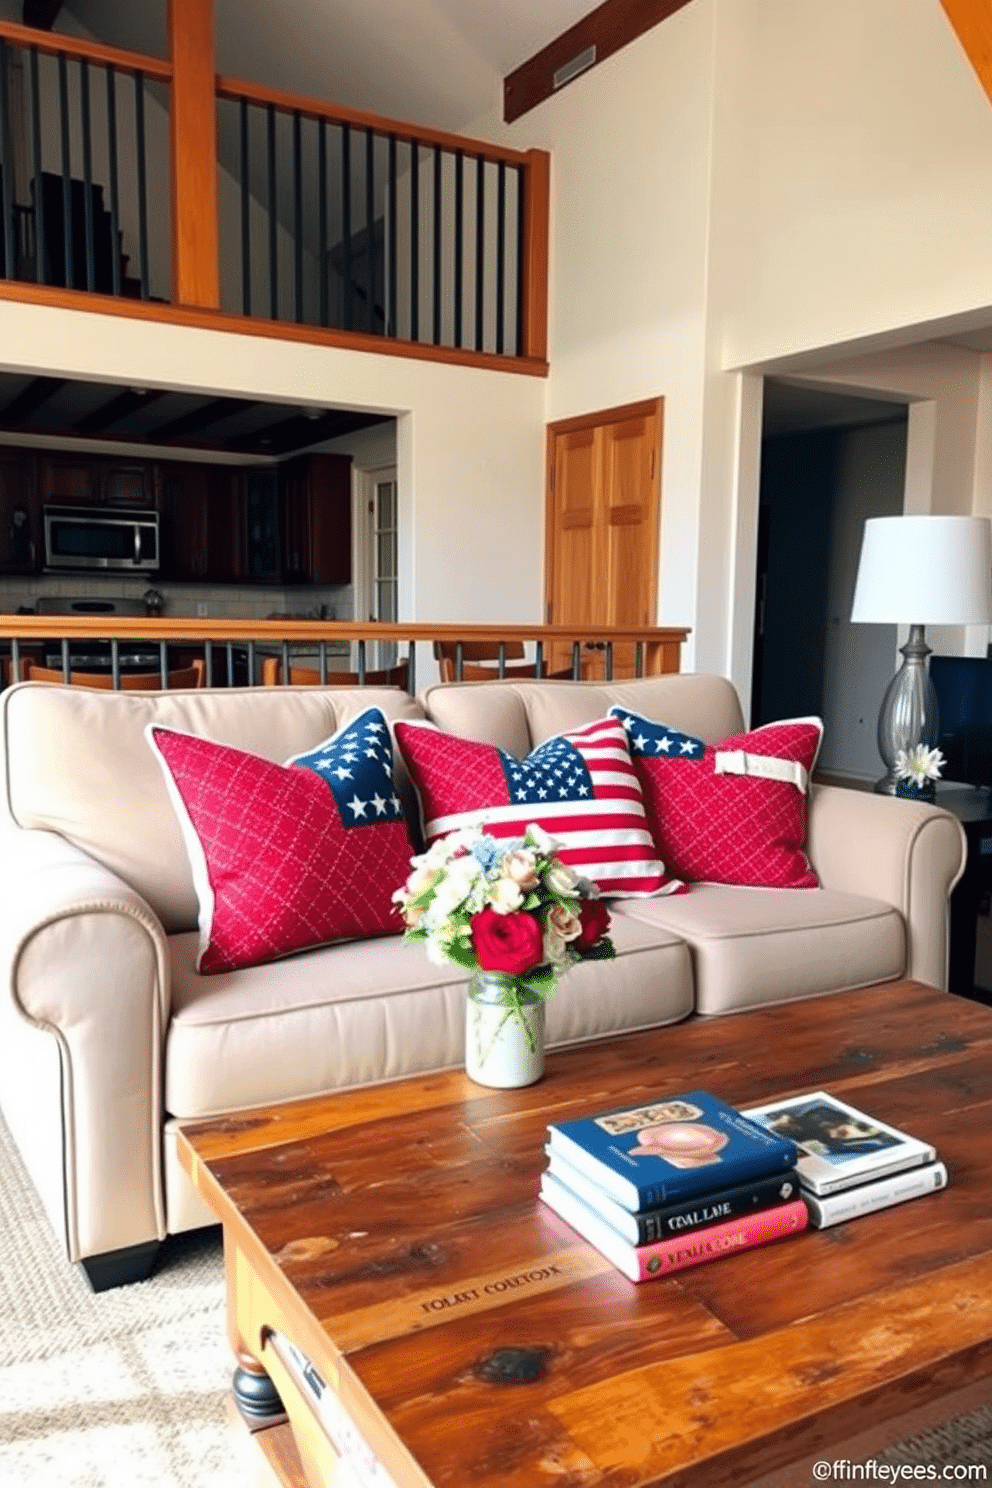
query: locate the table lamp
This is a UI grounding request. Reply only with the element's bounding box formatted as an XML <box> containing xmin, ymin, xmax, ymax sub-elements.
<box><xmin>850</xmin><ymin>514</ymin><xmax>992</xmax><ymax>793</ymax></box>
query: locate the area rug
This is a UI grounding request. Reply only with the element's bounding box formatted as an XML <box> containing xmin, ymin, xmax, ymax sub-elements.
<box><xmin>0</xmin><ymin>1110</ymin><xmax>989</xmax><ymax>1487</ymax></box>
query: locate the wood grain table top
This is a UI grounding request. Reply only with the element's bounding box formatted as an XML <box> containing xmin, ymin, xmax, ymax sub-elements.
<box><xmin>178</xmin><ymin>980</ymin><xmax>992</xmax><ymax>1487</ymax></box>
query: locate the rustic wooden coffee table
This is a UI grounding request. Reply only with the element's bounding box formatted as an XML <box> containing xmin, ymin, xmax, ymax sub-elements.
<box><xmin>178</xmin><ymin>980</ymin><xmax>992</xmax><ymax>1488</ymax></box>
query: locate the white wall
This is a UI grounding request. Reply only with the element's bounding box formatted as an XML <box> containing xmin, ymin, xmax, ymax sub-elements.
<box><xmin>0</xmin><ymin>296</ymin><xmax>546</xmax><ymax>624</ymax></box>
<box><xmin>477</xmin><ymin>0</ymin><xmax>718</xmax><ymax>669</ymax></box>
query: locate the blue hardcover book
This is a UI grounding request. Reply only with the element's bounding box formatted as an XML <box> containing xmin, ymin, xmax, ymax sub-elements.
<box><xmin>546</xmin><ymin>1090</ymin><xmax>800</xmax><ymax>1212</ymax></box>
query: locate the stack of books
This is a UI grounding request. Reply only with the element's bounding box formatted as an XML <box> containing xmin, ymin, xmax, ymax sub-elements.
<box><xmin>540</xmin><ymin>1089</ymin><xmax>808</xmax><ymax>1283</ymax></box>
<box><xmin>741</xmin><ymin>1090</ymin><xmax>947</xmax><ymax>1228</ymax></box>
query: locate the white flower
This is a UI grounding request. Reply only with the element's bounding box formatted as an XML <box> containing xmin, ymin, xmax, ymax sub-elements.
<box><xmin>488</xmin><ymin>876</ymin><xmax>525</xmax><ymax>914</ymax></box>
<box><xmin>524</xmin><ymin>823</ymin><xmax>560</xmax><ymax>856</ymax></box>
<box><xmin>894</xmin><ymin>744</ymin><xmax>945</xmax><ymax>787</ymax></box>
<box><xmin>502</xmin><ymin>848</ymin><xmax>539</xmax><ymax>889</ymax></box>
<box><xmin>545</xmin><ymin>861</ymin><xmax>581</xmax><ymax>897</ymax></box>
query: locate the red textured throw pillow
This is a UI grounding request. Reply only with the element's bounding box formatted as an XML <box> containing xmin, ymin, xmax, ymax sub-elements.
<box><xmin>609</xmin><ymin>708</ymin><xmax>822</xmax><ymax>889</ymax></box>
<box><xmin>147</xmin><ymin>708</ymin><xmax>414</xmax><ymax>972</ymax></box>
<box><xmin>394</xmin><ymin>715</ymin><xmax>682</xmax><ymax>897</ymax></box>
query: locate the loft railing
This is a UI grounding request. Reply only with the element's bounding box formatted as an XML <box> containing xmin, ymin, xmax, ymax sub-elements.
<box><xmin>0</xmin><ymin>12</ymin><xmax>550</xmax><ymax>371</ymax></box>
<box><xmin>0</xmin><ymin>619</ymin><xmax>689</xmax><ymax>693</ymax></box>
<box><xmin>0</xmin><ymin>25</ymin><xmax>168</xmax><ymax>299</ymax></box>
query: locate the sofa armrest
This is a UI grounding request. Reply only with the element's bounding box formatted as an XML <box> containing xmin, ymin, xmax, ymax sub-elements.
<box><xmin>0</xmin><ymin>828</ymin><xmax>170</xmax><ymax>1262</ymax></box>
<box><xmin>806</xmin><ymin>786</ymin><xmax>967</xmax><ymax>990</ymax></box>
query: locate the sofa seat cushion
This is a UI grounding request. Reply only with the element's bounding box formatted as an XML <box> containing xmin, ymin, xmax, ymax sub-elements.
<box><xmin>164</xmin><ymin>915</ymin><xmax>695</xmax><ymax>1119</ymax></box>
<box><xmin>613</xmin><ymin>885</ymin><xmax>905</xmax><ymax>1015</ymax></box>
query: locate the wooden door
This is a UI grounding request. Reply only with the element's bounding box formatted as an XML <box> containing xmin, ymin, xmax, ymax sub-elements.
<box><xmin>545</xmin><ymin>398</ymin><xmax>662</xmax><ymax>678</ymax></box>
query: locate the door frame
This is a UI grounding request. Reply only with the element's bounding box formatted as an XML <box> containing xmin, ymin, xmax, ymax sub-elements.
<box><xmin>544</xmin><ymin>396</ymin><xmax>663</xmax><ymax>626</ymax></box>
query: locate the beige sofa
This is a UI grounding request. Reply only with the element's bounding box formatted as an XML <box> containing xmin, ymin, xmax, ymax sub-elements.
<box><xmin>0</xmin><ymin>673</ymin><xmax>967</xmax><ymax>1289</ymax></box>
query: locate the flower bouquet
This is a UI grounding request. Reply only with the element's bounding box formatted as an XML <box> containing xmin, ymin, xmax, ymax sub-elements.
<box><xmin>393</xmin><ymin>824</ymin><xmax>614</xmax><ymax>1087</ymax></box>
<box><xmin>893</xmin><ymin>744</ymin><xmax>945</xmax><ymax>802</ymax></box>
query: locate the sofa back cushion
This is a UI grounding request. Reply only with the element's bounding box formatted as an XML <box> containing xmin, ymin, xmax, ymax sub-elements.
<box><xmin>421</xmin><ymin>675</ymin><xmax>745</xmax><ymax>754</ymax></box>
<box><xmin>1</xmin><ymin>683</ymin><xmax>426</xmax><ymax>933</ymax></box>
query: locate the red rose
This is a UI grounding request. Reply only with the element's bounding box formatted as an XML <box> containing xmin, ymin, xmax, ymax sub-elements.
<box><xmin>575</xmin><ymin>897</ymin><xmax>611</xmax><ymax>951</ymax></box>
<box><xmin>471</xmin><ymin>907</ymin><xmax>544</xmax><ymax>975</ymax></box>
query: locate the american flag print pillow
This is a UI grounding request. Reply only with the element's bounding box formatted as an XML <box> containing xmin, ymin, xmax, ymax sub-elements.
<box><xmin>147</xmin><ymin>708</ymin><xmax>414</xmax><ymax>972</ymax></box>
<box><xmin>609</xmin><ymin>707</ymin><xmax>823</xmax><ymax>889</ymax></box>
<box><xmin>393</xmin><ymin>715</ymin><xmax>683</xmax><ymax>897</ymax></box>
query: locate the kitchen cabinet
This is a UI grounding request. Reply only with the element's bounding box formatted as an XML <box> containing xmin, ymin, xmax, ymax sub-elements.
<box><xmin>38</xmin><ymin>454</ymin><xmax>153</xmax><ymax>509</ymax></box>
<box><xmin>243</xmin><ymin>469</ymin><xmax>281</xmax><ymax>581</ymax></box>
<box><xmin>156</xmin><ymin>463</ymin><xmax>211</xmax><ymax>581</ymax></box>
<box><xmin>280</xmin><ymin>453</ymin><xmax>352</xmax><ymax>584</ymax></box>
<box><xmin>0</xmin><ymin>453</ymin><xmax>40</xmax><ymax>575</ymax></box>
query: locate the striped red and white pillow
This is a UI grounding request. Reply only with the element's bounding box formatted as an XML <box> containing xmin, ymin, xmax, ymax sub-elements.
<box><xmin>393</xmin><ymin>715</ymin><xmax>683</xmax><ymax>897</ymax></box>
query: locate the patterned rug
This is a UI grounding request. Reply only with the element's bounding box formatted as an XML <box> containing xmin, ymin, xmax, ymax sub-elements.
<box><xmin>0</xmin><ymin>1111</ymin><xmax>989</xmax><ymax>1486</ymax></box>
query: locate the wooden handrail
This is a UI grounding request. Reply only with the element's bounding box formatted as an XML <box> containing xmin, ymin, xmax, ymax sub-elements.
<box><xmin>215</xmin><ymin>76</ymin><xmax>534</xmax><ymax>167</ymax></box>
<box><xmin>0</xmin><ymin>20</ymin><xmax>173</xmax><ymax>81</ymax></box>
<box><xmin>0</xmin><ymin>616</ymin><xmax>688</xmax><ymax>647</ymax></box>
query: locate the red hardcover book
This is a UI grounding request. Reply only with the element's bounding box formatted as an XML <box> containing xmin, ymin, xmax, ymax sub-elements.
<box><xmin>540</xmin><ymin>1170</ymin><xmax>808</xmax><ymax>1282</ymax></box>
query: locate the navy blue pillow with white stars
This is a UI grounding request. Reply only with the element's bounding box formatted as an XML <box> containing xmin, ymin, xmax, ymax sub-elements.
<box><xmin>289</xmin><ymin>708</ymin><xmax>404</xmax><ymax>827</ymax></box>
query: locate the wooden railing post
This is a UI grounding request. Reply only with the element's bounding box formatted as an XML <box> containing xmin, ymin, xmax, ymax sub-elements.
<box><xmin>519</xmin><ymin>148</ymin><xmax>550</xmax><ymax>364</ymax></box>
<box><xmin>168</xmin><ymin>0</ymin><xmax>220</xmax><ymax>308</ymax></box>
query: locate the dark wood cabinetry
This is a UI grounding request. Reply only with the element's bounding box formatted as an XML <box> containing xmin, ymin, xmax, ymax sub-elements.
<box><xmin>280</xmin><ymin>453</ymin><xmax>352</xmax><ymax>584</ymax></box>
<box><xmin>0</xmin><ymin>448</ymin><xmax>353</xmax><ymax>585</ymax></box>
<box><xmin>0</xmin><ymin>454</ymin><xmax>39</xmax><ymax>574</ymax></box>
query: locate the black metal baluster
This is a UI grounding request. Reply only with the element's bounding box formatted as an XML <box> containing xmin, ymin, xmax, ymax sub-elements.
<box><xmin>387</xmin><ymin>134</ymin><xmax>397</xmax><ymax>337</ymax></box>
<box><xmin>497</xmin><ymin>641</ymin><xmax>506</xmax><ymax>679</ymax></box>
<box><xmin>454</xmin><ymin>149</ymin><xmax>463</xmax><ymax>348</ymax></box>
<box><xmin>365</xmin><ymin>129</ymin><xmax>375</xmax><ymax>332</ymax></box>
<box><xmin>410</xmin><ymin>138</ymin><xmax>419</xmax><ymax>341</ymax></box>
<box><xmin>432</xmin><ymin>144</ymin><xmax>441</xmax><ymax>344</ymax></box>
<box><xmin>319</xmin><ymin>642</ymin><xmax>328</xmax><ymax>683</ymax></box>
<box><xmin>605</xmin><ymin>641</ymin><xmax>614</xmax><ymax>681</ymax></box>
<box><xmin>159</xmin><ymin>642</ymin><xmax>168</xmax><ymax>688</ymax></box>
<box><xmin>60</xmin><ymin>638</ymin><xmax>69</xmax><ymax>681</ymax></box>
<box><xmin>341</xmin><ymin>122</ymin><xmax>352</xmax><ymax>330</ymax></box>
<box><xmin>495</xmin><ymin>159</ymin><xmax>506</xmax><ymax>355</ymax></box>
<box><xmin>635</xmin><ymin>642</ymin><xmax>644</xmax><ymax>678</ymax></box>
<box><xmin>357</xmin><ymin>639</ymin><xmax>367</xmax><ymax>684</ymax></box>
<box><xmin>571</xmin><ymin>641</ymin><xmax>581</xmax><ymax>680</ymax></box>
<box><xmin>475</xmin><ymin>155</ymin><xmax>484</xmax><ymax>351</ymax></box>
<box><xmin>58</xmin><ymin>53</ymin><xmax>73</xmax><ymax>288</ymax></box>
<box><xmin>292</xmin><ymin>110</ymin><xmax>303</xmax><ymax>323</ymax></box>
<box><xmin>204</xmin><ymin>645</ymin><xmax>213</xmax><ymax>687</ymax></box>
<box><xmin>247</xmin><ymin>640</ymin><xmax>255</xmax><ymax>687</ymax></box>
<box><xmin>226</xmin><ymin>641</ymin><xmax>233</xmax><ymax>686</ymax></box>
<box><xmin>80</xmin><ymin>60</ymin><xmax>95</xmax><ymax>291</ymax></box>
<box><xmin>10</xmin><ymin>639</ymin><xmax>20</xmax><ymax>680</ymax></box>
<box><xmin>106</xmin><ymin>66</ymin><xmax>121</xmax><ymax>295</ymax></box>
<box><xmin>0</xmin><ymin>41</ymin><xmax>13</xmax><ymax>280</ymax></box>
<box><xmin>240</xmin><ymin>97</ymin><xmax>251</xmax><ymax>314</ymax></box>
<box><xmin>281</xmin><ymin>640</ymin><xmax>290</xmax><ymax>684</ymax></box>
<box><xmin>30</xmin><ymin>48</ymin><xmax>45</xmax><ymax>283</ymax></box>
<box><xmin>134</xmin><ymin>71</ymin><xmax>149</xmax><ymax>298</ymax></box>
<box><xmin>110</xmin><ymin>639</ymin><xmax>121</xmax><ymax>690</ymax></box>
<box><xmin>318</xmin><ymin>117</ymin><xmax>328</xmax><ymax>326</ymax></box>
<box><xmin>456</xmin><ymin>641</ymin><xmax>464</xmax><ymax>681</ymax></box>
<box><xmin>406</xmin><ymin>642</ymin><xmax>415</xmax><ymax>695</ymax></box>
<box><xmin>266</xmin><ymin>102</ymin><xmax>277</xmax><ymax>318</ymax></box>
<box><xmin>535</xmin><ymin>640</ymin><xmax>545</xmax><ymax>678</ymax></box>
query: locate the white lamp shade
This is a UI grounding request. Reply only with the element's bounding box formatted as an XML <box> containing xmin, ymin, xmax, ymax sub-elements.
<box><xmin>851</xmin><ymin>515</ymin><xmax>992</xmax><ymax>625</ymax></box>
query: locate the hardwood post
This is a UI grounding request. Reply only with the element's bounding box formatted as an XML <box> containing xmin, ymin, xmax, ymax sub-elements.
<box><xmin>519</xmin><ymin>148</ymin><xmax>550</xmax><ymax>364</ymax></box>
<box><xmin>168</xmin><ymin>0</ymin><xmax>220</xmax><ymax>308</ymax></box>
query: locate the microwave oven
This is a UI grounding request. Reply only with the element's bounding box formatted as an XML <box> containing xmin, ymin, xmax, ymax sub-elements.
<box><xmin>43</xmin><ymin>505</ymin><xmax>160</xmax><ymax>573</ymax></box>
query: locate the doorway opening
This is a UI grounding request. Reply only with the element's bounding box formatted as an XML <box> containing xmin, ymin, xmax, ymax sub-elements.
<box><xmin>752</xmin><ymin>380</ymin><xmax>909</xmax><ymax>782</ymax></box>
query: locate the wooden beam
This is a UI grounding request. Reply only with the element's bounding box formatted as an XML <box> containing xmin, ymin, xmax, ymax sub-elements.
<box><xmin>504</xmin><ymin>0</ymin><xmax>695</xmax><ymax>123</ymax></box>
<box><xmin>21</xmin><ymin>0</ymin><xmax>64</xmax><ymax>30</ymax></box>
<box><xmin>168</xmin><ymin>0</ymin><xmax>220</xmax><ymax>309</ymax></box>
<box><xmin>940</xmin><ymin>0</ymin><xmax>992</xmax><ymax>106</ymax></box>
<box><xmin>519</xmin><ymin>149</ymin><xmax>550</xmax><ymax>363</ymax></box>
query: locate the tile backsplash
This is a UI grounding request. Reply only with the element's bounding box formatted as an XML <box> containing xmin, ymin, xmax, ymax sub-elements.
<box><xmin>0</xmin><ymin>575</ymin><xmax>353</xmax><ymax>621</ymax></box>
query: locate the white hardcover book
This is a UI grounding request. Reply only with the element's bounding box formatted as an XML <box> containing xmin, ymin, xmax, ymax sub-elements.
<box><xmin>741</xmin><ymin>1090</ymin><xmax>936</xmax><ymax>1196</ymax></box>
<box><xmin>803</xmin><ymin>1160</ymin><xmax>948</xmax><ymax>1229</ymax></box>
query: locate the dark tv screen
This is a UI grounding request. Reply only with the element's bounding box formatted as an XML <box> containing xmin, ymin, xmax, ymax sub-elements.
<box><xmin>930</xmin><ymin>655</ymin><xmax>992</xmax><ymax>787</ymax></box>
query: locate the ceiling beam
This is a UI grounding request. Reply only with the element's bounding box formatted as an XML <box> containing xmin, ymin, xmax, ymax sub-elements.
<box><xmin>73</xmin><ymin>389</ymin><xmax>168</xmax><ymax>437</ymax></box>
<box><xmin>147</xmin><ymin>397</ymin><xmax>256</xmax><ymax>442</ymax></box>
<box><xmin>504</xmin><ymin>0</ymin><xmax>694</xmax><ymax>123</ymax></box>
<box><xmin>940</xmin><ymin>0</ymin><xmax>992</xmax><ymax>106</ymax></box>
<box><xmin>0</xmin><ymin>376</ymin><xmax>66</xmax><ymax>425</ymax></box>
<box><xmin>22</xmin><ymin>0</ymin><xmax>65</xmax><ymax>30</ymax></box>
